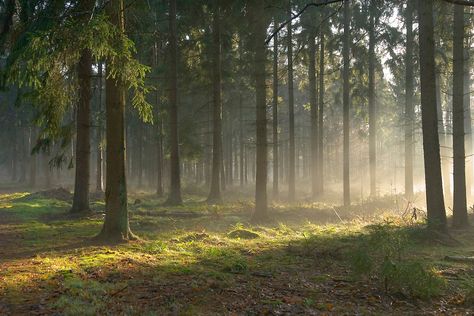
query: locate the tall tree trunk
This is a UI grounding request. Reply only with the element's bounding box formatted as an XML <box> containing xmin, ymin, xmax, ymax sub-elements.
<box><xmin>405</xmin><ymin>0</ymin><xmax>414</xmax><ymax>199</ymax></box>
<box><xmin>137</xmin><ymin>122</ymin><xmax>143</xmax><ymax>188</ymax></box>
<box><xmin>97</xmin><ymin>0</ymin><xmax>134</xmax><ymax>241</ymax></box>
<box><xmin>156</xmin><ymin>109</ymin><xmax>164</xmax><ymax>196</ymax></box>
<box><xmin>452</xmin><ymin>3</ymin><xmax>469</xmax><ymax>227</ymax></box>
<box><xmin>318</xmin><ymin>30</ymin><xmax>325</xmax><ymax>193</ymax></box>
<box><xmin>11</xmin><ymin>129</ymin><xmax>17</xmax><ymax>182</ymax></box>
<box><xmin>368</xmin><ymin>0</ymin><xmax>376</xmax><ymax>197</ymax></box>
<box><xmin>465</xmin><ymin>42</ymin><xmax>472</xmax><ymax>203</ymax></box>
<box><xmin>272</xmin><ymin>21</ymin><xmax>279</xmax><ymax>199</ymax></box>
<box><xmin>437</xmin><ymin>72</ymin><xmax>451</xmax><ymax>204</ymax></box>
<box><xmin>166</xmin><ymin>0</ymin><xmax>182</xmax><ymax>205</ymax></box>
<box><xmin>309</xmin><ymin>32</ymin><xmax>319</xmax><ymax>198</ymax></box>
<box><xmin>96</xmin><ymin>62</ymin><xmax>104</xmax><ymax>193</ymax></box>
<box><xmin>29</xmin><ymin>127</ymin><xmax>37</xmax><ymax>188</ymax></box>
<box><xmin>418</xmin><ymin>0</ymin><xmax>447</xmax><ymax>230</ymax></box>
<box><xmin>287</xmin><ymin>1</ymin><xmax>296</xmax><ymax>202</ymax></box>
<box><xmin>71</xmin><ymin>48</ymin><xmax>92</xmax><ymax>213</ymax></box>
<box><xmin>208</xmin><ymin>5</ymin><xmax>223</xmax><ymax>204</ymax></box>
<box><xmin>239</xmin><ymin>94</ymin><xmax>245</xmax><ymax>188</ymax></box>
<box><xmin>343</xmin><ymin>0</ymin><xmax>351</xmax><ymax>207</ymax></box>
<box><xmin>251</xmin><ymin>0</ymin><xmax>268</xmax><ymax>221</ymax></box>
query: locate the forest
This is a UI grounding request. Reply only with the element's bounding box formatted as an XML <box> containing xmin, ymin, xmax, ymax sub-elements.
<box><xmin>2</xmin><ymin>0</ymin><xmax>474</xmax><ymax>314</ymax></box>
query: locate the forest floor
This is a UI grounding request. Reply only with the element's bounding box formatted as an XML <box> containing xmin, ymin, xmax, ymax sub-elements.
<box><xmin>1</xmin><ymin>189</ymin><xmax>474</xmax><ymax>315</ymax></box>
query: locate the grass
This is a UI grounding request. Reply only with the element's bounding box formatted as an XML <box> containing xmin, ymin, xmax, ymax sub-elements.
<box><xmin>1</xmin><ymin>191</ymin><xmax>474</xmax><ymax>314</ymax></box>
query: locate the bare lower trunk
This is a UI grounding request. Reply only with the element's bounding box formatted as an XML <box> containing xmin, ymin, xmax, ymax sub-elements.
<box><xmin>418</xmin><ymin>0</ymin><xmax>447</xmax><ymax>230</ymax></box>
<box><xmin>251</xmin><ymin>0</ymin><xmax>268</xmax><ymax>222</ymax></box>
<box><xmin>272</xmin><ymin>21</ymin><xmax>279</xmax><ymax>199</ymax></box>
<box><xmin>71</xmin><ymin>48</ymin><xmax>92</xmax><ymax>213</ymax></box>
<box><xmin>166</xmin><ymin>0</ymin><xmax>182</xmax><ymax>205</ymax></box>
<box><xmin>207</xmin><ymin>4</ymin><xmax>223</xmax><ymax>205</ymax></box>
<box><xmin>452</xmin><ymin>4</ymin><xmax>468</xmax><ymax>227</ymax></box>
<box><xmin>368</xmin><ymin>0</ymin><xmax>376</xmax><ymax>197</ymax></box>
<box><xmin>405</xmin><ymin>0</ymin><xmax>414</xmax><ymax>199</ymax></box>
<box><xmin>287</xmin><ymin>1</ymin><xmax>295</xmax><ymax>202</ymax></box>
<box><xmin>343</xmin><ymin>0</ymin><xmax>351</xmax><ymax>207</ymax></box>
<box><xmin>318</xmin><ymin>31</ymin><xmax>325</xmax><ymax>194</ymax></box>
<box><xmin>309</xmin><ymin>33</ymin><xmax>319</xmax><ymax>198</ymax></box>
<box><xmin>96</xmin><ymin>62</ymin><xmax>104</xmax><ymax>193</ymax></box>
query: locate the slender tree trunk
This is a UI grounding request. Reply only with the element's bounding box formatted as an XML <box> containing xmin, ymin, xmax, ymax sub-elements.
<box><xmin>11</xmin><ymin>129</ymin><xmax>17</xmax><ymax>182</ymax></box>
<box><xmin>71</xmin><ymin>48</ymin><xmax>92</xmax><ymax>213</ymax></box>
<box><xmin>272</xmin><ymin>21</ymin><xmax>279</xmax><ymax>199</ymax></box>
<box><xmin>418</xmin><ymin>0</ymin><xmax>447</xmax><ymax>230</ymax></box>
<box><xmin>239</xmin><ymin>94</ymin><xmax>244</xmax><ymax>188</ymax></box>
<box><xmin>405</xmin><ymin>0</ymin><xmax>414</xmax><ymax>199</ymax></box>
<box><xmin>97</xmin><ymin>0</ymin><xmax>134</xmax><ymax>241</ymax></box>
<box><xmin>137</xmin><ymin>122</ymin><xmax>143</xmax><ymax>188</ymax></box>
<box><xmin>166</xmin><ymin>0</ymin><xmax>182</xmax><ymax>205</ymax></box>
<box><xmin>249</xmin><ymin>0</ymin><xmax>268</xmax><ymax>221</ymax></box>
<box><xmin>368</xmin><ymin>0</ymin><xmax>376</xmax><ymax>197</ymax></box>
<box><xmin>309</xmin><ymin>32</ymin><xmax>319</xmax><ymax>198</ymax></box>
<box><xmin>343</xmin><ymin>0</ymin><xmax>351</xmax><ymax>207</ymax></box>
<box><xmin>287</xmin><ymin>1</ymin><xmax>296</xmax><ymax>202</ymax></box>
<box><xmin>452</xmin><ymin>3</ymin><xmax>469</xmax><ymax>227</ymax></box>
<box><xmin>465</xmin><ymin>42</ymin><xmax>472</xmax><ymax>203</ymax></box>
<box><xmin>29</xmin><ymin>127</ymin><xmax>37</xmax><ymax>188</ymax></box>
<box><xmin>156</xmin><ymin>110</ymin><xmax>164</xmax><ymax>196</ymax></box>
<box><xmin>19</xmin><ymin>126</ymin><xmax>27</xmax><ymax>183</ymax></box>
<box><xmin>96</xmin><ymin>62</ymin><xmax>104</xmax><ymax>193</ymax></box>
<box><xmin>318</xmin><ymin>30</ymin><xmax>325</xmax><ymax>193</ymax></box>
<box><xmin>208</xmin><ymin>4</ymin><xmax>223</xmax><ymax>203</ymax></box>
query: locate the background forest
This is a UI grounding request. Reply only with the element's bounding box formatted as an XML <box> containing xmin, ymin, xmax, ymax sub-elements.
<box><xmin>1</xmin><ymin>0</ymin><xmax>474</xmax><ymax>314</ymax></box>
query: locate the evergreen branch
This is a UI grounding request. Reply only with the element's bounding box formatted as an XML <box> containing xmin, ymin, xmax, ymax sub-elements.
<box><xmin>442</xmin><ymin>0</ymin><xmax>474</xmax><ymax>6</ymax></box>
<box><xmin>265</xmin><ymin>0</ymin><xmax>345</xmax><ymax>45</ymax></box>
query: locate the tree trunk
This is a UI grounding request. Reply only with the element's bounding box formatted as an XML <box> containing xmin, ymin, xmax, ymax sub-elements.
<box><xmin>208</xmin><ymin>5</ymin><xmax>223</xmax><ymax>204</ymax></box>
<box><xmin>71</xmin><ymin>48</ymin><xmax>92</xmax><ymax>213</ymax></box>
<box><xmin>465</xmin><ymin>42</ymin><xmax>472</xmax><ymax>203</ymax></box>
<box><xmin>309</xmin><ymin>32</ymin><xmax>319</xmax><ymax>198</ymax></box>
<box><xmin>368</xmin><ymin>0</ymin><xmax>376</xmax><ymax>197</ymax></box>
<box><xmin>318</xmin><ymin>30</ymin><xmax>325</xmax><ymax>193</ymax></box>
<box><xmin>272</xmin><ymin>20</ymin><xmax>279</xmax><ymax>199</ymax></box>
<box><xmin>239</xmin><ymin>94</ymin><xmax>245</xmax><ymax>188</ymax></box>
<box><xmin>343</xmin><ymin>0</ymin><xmax>351</xmax><ymax>207</ymax></box>
<box><xmin>166</xmin><ymin>0</ymin><xmax>182</xmax><ymax>205</ymax></box>
<box><xmin>418</xmin><ymin>0</ymin><xmax>447</xmax><ymax>231</ymax></box>
<box><xmin>97</xmin><ymin>0</ymin><xmax>134</xmax><ymax>241</ymax></box>
<box><xmin>452</xmin><ymin>3</ymin><xmax>469</xmax><ymax>227</ymax></box>
<box><xmin>252</xmin><ymin>0</ymin><xmax>268</xmax><ymax>221</ymax></box>
<box><xmin>405</xmin><ymin>0</ymin><xmax>414</xmax><ymax>200</ymax></box>
<box><xmin>29</xmin><ymin>127</ymin><xmax>37</xmax><ymax>188</ymax></box>
<box><xmin>96</xmin><ymin>62</ymin><xmax>104</xmax><ymax>193</ymax></box>
<box><xmin>287</xmin><ymin>1</ymin><xmax>296</xmax><ymax>202</ymax></box>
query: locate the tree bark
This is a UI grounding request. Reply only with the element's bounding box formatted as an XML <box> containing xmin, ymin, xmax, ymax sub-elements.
<box><xmin>71</xmin><ymin>48</ymin><xmax>92</xmax><ymax>213</ymax></box>
<box><xmin>287</xmin><ymin>1</ymin><xmax>296</xmax><ymax>202</ymax></box>
<box><xmin>452</xmin><ymin>3</ymin><xmax>469</xmax><ymax>227</ymax></box>
<box><xmin>97</xmin><ymin>0</ymin><xmax>134</xmax><ymax>241</ymax></box>
<box><xmin>272</xmin><ymin>20</ymin><xmax>279</xmax><ymax>199</ymax></box>
<box><xmin>405</xmin><ymin>0</ymin><xmax>414</xmax><ymax>199</ymax></box>
<box><xmin>418</xmin><ymin>0</ymin><xmax>447</xmax><ymax>230</ymax></box>
<box><xmin>309</xmin><ymin>32</ymin><xmax>319</xmax><ymax>198</ymax></box>
<box><xmin>343</xmin><ymin>0</ymin><xmax>351</xmax><ymax>207</ymax></box>
<box><xmin>96</xmin><ymin>62</ymin><xmax>104</xmax><ymax>193</ymax></box>
<box><xmin>250</xmin><ymin>0</ymin><xmax>268</xmax><ymax>222</ymax></box>
<box><xmin>464</xmin><ymin>42</ymin><xmax>472</xmax><ymax>203</ymax></box>
<box><xmin>207</xmin><ymin>3</ymin><xmax>223</xmax><ymax>203</ymax></box>
<box><xmin>166</xmin><ymin>0</ymin><xmax>182</xmax><ymax>205</ymax></box>
<box><xmin>318</xmin><ymin>30</ymin><xmax>325</xmax><ymax>193</ymax></box>
<box><xmin>368</xmin><ymin>0</ymin><xmax>376</xmax><ymax>197</ymax></box>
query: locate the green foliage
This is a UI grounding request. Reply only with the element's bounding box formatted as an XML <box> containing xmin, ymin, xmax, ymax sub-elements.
<box><xmin>350</xmin><ymin>222</ymin><xmax>445</xmax><ymax>299</ymax></box>
<box><xmin>5</xmin><ymin>12</ymin><xmax>152</xmax><ymax>142</ymax></box>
